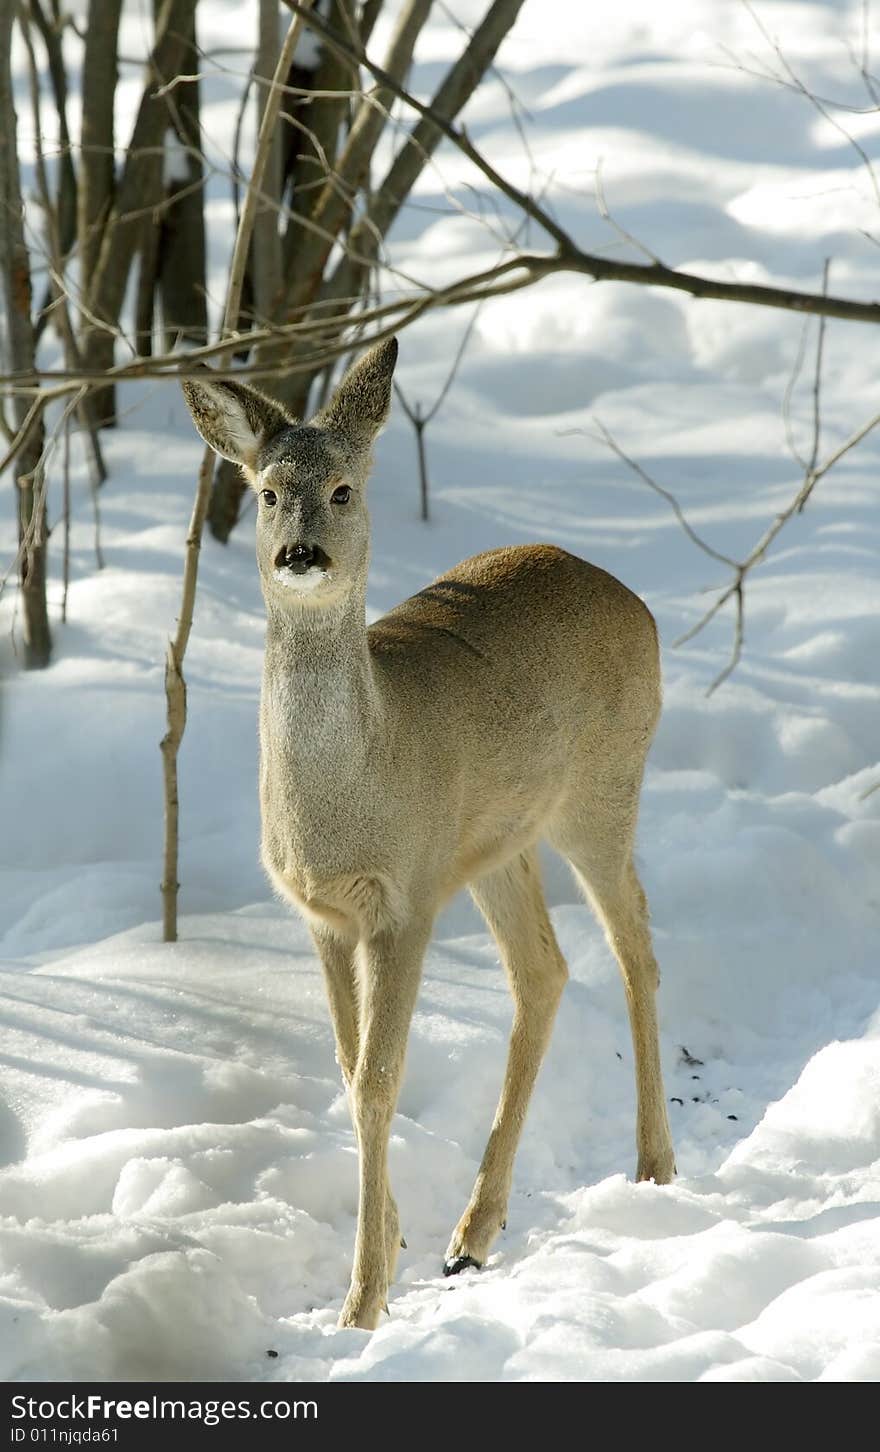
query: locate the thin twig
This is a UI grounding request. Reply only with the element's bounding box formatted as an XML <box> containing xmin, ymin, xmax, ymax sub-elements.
<box><xmin>594</xmin><ymin>157</ymin><xmax>664</xmax><ymax>266</ymax></box>
<box><xmin>587</xmin><ymin>392</ymin><xmax>880</xmax><ymax>694</ymax></box>
<box><xmin>674</xmin><ymin>405</ymin><xmax>880</xmax><ymax>690</ymax></box>
<box><xmin>0</xmin><ymin>389</ymin><xmax>86</xmax><ymax>604</ymax></box>
<box><xmin>61</xmin><ymin>408</ymin><xmax>70</xmax><ymax>622</ymax></box>
<box><xmin>231</xmin><ymin>64</ymin><xmax>254</xmax><ymax>232</ymax></box>
<box><xmin>799</xmin><ymin>257</ymin><xmax>830</xmax><ymax>510</ymax></box>
<box><xmin>394</xmin><ymin>299</ymin><xmax>483</xmax><ymax>521</ymax></box>
<box><xmin>741</xmin><ymin>0</ymin><xmax>880</xmax><ymax>208</ymax></box>
<box><xmin>90</xmin><ymin>446</ymin><xmax>105</xmax><ymax>570</ymax></box>
<box><xmin>781</xmin><ymin>312</ymin><xmax>812</xmax><ymax>471</ymax></box>
<box><xmin>858</xmin><ymin>0</ymin><xmax>880</xmax><ymax>106</ymax></box>
<box><xmin>713</xmin><ymin>47</ymin><xmax>880</xmax><ymax>113</ymax></box>
<box><xmin>589</xmin><ymin>421</ymin><xmax>738</xmax><ymax>569</ymax></box>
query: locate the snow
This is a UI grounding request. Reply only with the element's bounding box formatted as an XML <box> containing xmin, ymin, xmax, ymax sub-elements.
<box><xmin>1</xmin><ymin>0</ymin><xmax>879</xmax><ymax>1383</ymax></box>
<box><xmin>162</xmin><ymin>128</ymin><xmax>190</xmax><ymax>187</ymax></box>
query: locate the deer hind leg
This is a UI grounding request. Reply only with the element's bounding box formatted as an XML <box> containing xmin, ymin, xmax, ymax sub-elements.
<box><xmin>551</xmin><ymin>796</ymin><xmax>675</xmax><ymax>1186</ymax></box>
<box><xmin>310</xmin><ymin>924</ymin><xmax>403</xmax><ymax>1294</ymax></box>
<box><xmin>445</xmin><ymin>849</ymin><xmax>568</xmax><ymax>1275</ymax></box>
<box><xmin>338</xmin><ymin>914</ymin><xmax>431</xmax><ymax>1330</ymax></box>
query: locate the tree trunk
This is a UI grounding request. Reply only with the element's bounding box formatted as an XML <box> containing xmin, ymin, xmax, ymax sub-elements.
<box><xmin>253</xmin><ymin>0</ymin><xmax>283</xmax><ymax>323</ymax></box>
<box><xmin>30</xmin><ymin>0</ymin><xmax>78</xmax><ymax>340</ymax></box>
<box><xmin>135</xmin><ymin>211</ymin><xmax>160</xmax><ymax>355</ymax></box>
<box><xmin>208</xmin><ymin>0</ymin><xmax>527</xmax><ymax>541</ymax></box>
<box><xmin>81</xmin><ymin>0</ymin><xmax>198</xmax><ymax>424</ymax></box>
<box><xmin>78</xmin><ymin>0</ymin><xmax>123</xmax><ymax>427</ymax></box>
<box><xmin>207</xmin><ymin>2</ymin><xmax>345</xmax><ymax>543</ymax></box>
<box><xmin>158</xmin><ymin>6</ymin><xmax>208</xmax><ymax>349</ymax></box>
<box><xmin>272</xmin><ymin>0</ymin><xmax>433</xmax><ymax>354</ymax></box>
<box><xmin>207</xmin><ymin>0</ymin><xmax>415</xmax><ymax>540</ymax></box>
<box><xmin>280</xmin><ymin>1</ymin><xmax>355</xmax><ymax>271</ymax></box>
<box><xmin>0</xmin><ymin>6</ymin><xmax>51</xmax><ymax>667</ymax></box>
<box><xmin>300</xmin><ymin>0</ymin><xmax>529</xmax><ymax>408</ymax></box>
<box><xmin>359</xmin><ymin>0</ymin><xmax>383</xmax><ymax>49</ymax></box>
<box><xmin>206</xmin><ymin>457</ymin><xmax>248</xmax><ymax>543</ymax></box>
<box><xmin>271</xmin><ymin>0</ymin><xmax>527</xmax><ymax>421</ymax></box>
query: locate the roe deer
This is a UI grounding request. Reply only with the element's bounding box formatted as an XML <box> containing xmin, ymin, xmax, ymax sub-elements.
<box><xmin>182</xmin><ymin>337</ymin><xmax>675</xmax><ymax>1330</ymax></box>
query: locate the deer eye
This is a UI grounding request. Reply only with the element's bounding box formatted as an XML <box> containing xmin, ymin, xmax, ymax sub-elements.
<box><xmin>261</xmin><ymin>489</ymin><xmax>277</xmax><ymax>507</ymax></box>
<box><xmin>331</xmin><ymin>485</ymin><xmax>351</xmax><ymax>505</ymax></box>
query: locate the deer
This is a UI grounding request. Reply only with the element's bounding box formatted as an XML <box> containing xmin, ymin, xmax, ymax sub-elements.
<box><xmin>182</xmin><ymin>336</ymin><xmax>675</xmax><ymax>1330</ymax></box>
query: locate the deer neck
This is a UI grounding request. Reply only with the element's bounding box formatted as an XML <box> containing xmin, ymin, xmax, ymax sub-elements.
<box><xmin>261</xmin><ymin>586</ymin><xmax>380</xmax><ymax>778</ymax></box>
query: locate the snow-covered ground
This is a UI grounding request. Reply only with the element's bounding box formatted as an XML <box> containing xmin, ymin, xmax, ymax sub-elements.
<box><xmin>1</xmin><ymin>0</ymin><xmax>879</xmax><ymax>1382</ymax></box>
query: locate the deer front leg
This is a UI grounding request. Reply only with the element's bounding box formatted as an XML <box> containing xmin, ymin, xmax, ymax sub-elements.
<box><xmin>311</xmin><ymin>924</ymin><xmax>359</xmax><ymax>1084</ymax></box>
<box><xmin>311</xmin><ymin>924</ymin><xmax>403</xmax><ymax>1285</ymax></box>
<box><xmin>339</xmin><ymin>915</ymin><xmax>430</xmax><ymax>1331</ymax></box>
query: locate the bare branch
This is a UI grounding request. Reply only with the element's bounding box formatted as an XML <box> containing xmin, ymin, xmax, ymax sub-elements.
<box><xmin>594</xmin><ymin>158</ymin><xmax>664</xmax><ymax>267</ymax></box>
<box><xmin>674</xmin><ymin>405</ymin><xmax>880</xmax><ymax>690</ymax></box>
<box><xmin>223</xmin><ymin>6</ymin><xmax>317</xmax><ymax>341</ymax></box>
<box><xmin>18</xmin><ymin>4</ymin><xmax>107</xmax><ymax>486</ymax></box>
<box><xmin>782</xmin><ymin>311</ymin><xmax>813</xmax><ymax>471</ymax></box>
<box><xmin>858</xmin><ymin>0</ymin><xmax>880</xmax><ymax>107</ymax></box>
<box><xmin>283</xmin><ymin>0</ymin><xmax>880</xmax><ymax>327</ymax></box>
<box><xmin>740</xmin><ymin>0</ymin><xmax>880</xmax><ymax>207</ymax></box>
<box><xmin>252</xmin><ymin>0</ymin><xmax>283</xmax><ymax>322</ymax></box>
<box><xmin>394</xmin><ymin>299</ymin><xmax>483</xmax><ymax>520</ymax></box>
<box><xmin>60</xmin><ymin>407</ymin><xmax>70</xmax><ymax>623</ymax></box>
<box><xmin>587</xmin><ymin>421</ymin><xmax>738</xmax><ymax>569</ymax></box>
<box><xmin>799</xmin><ymin>257</ymin><xmax>830</xmax><ymax>510</ymax></box>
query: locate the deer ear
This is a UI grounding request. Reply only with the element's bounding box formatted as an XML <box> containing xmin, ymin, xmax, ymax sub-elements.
<box><xmin>181</xmin><ymin>375</ymin><xmax>292</xmax><ymax>468</ymax></box>
<box><xmin>313</xmin><ymin>336</ymin><xmax>398</xmax><ymax>443</ymax></box>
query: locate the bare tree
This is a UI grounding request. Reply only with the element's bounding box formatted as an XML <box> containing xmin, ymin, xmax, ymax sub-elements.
<box><xmin>3</xmin><ymin>0</ymin><xmax>880</xmax><ymax>693</ymax></box>
<box><xmin>1</xmin><ymin>3</ymin><xmax>51</xmax><ymax>667</ymax></box>
<box><xmin>29</xmin><ymin>0</ymin><xmax>78</xmax><ymax>338</ymax></box>
<box><xmin>148</xmin><ymin>2</ymin><xmax>208</xmax><ymax>352</ymax></box>
<box><xmin>79</xmin><ymin>0</ymin><xmax>199</xmax><ymax>423</ymax></box>
<box><xmin>77</xmin><ymin>0</ymin><xmax>123</xmax><ymax>426</ymax></box>
<box><xmin>206</xmin><ymin>0</ymin><xmax>356</xmax><ymax>540</ymax></box>
<box><xmin>206</xmin><ymin>0</ymin><xmax>528</xmax><ymax>541</ymax></box>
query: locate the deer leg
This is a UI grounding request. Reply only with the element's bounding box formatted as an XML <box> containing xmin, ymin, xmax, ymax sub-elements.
<box><xmin>311</xmin><ymin>924</ymin><xmax>359</xmax><ymax>1084</ymax></box>
<box><xmin>339</xmin><ymin>915</ymin><xmax>430</xmax><ymax>1330</ymax></box>
<box><xmin>445</xmin><ymin>850</ymin><xmax>568</xmax><ymax>1274</ymax></box>
<box><xmin>558</xmin><ymin>832</ymin><xmax>675</xmax><ymax>1185</ymax></box>
<box><xmin>311</xmin><ymin>924</ymin><xmax>403</xmax><ymax>1286</ymax></box>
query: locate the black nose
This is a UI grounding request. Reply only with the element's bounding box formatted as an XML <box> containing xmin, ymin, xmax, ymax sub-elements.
<box><xmin>276</xmin><ymin>543</ymin><xmax>317</xmax><ymax>574</ymax></box>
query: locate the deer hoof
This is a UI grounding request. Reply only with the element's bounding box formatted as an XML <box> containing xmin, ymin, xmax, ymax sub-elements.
<box><xmin>443</xmin><ymin>1254</ymin><xmax>482</xmax><ymax>1277</ymax></box>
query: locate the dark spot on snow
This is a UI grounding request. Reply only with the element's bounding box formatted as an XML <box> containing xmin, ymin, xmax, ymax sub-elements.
<box><xmin>266</xmin><ymin>1349</ymin><xmax>278</xmax><ymax>1358</ymax></box>
<box><xmin>727</xmin><ymin>1114</ymin><xmax>738</xmax><ymax>1121</ymax></box>
<box><xmin>670</xmin><ymin>1096</ymin><xmax>684</xmax><ymax>1106</ymax></box>
<box><xmin>616</xmin><ymin>1052</ymin><xmax>622</xmax><ymax>1060</ymax></box>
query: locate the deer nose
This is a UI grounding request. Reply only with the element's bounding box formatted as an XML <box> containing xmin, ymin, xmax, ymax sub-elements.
<box><xmin>276</xmin><ymin>543</ymin><xmax>317</xmax><ymax>574</ymax></box>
